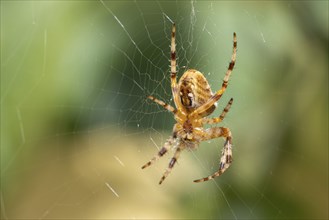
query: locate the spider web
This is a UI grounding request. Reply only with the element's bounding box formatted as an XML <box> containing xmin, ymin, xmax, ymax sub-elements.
<box><xmin>1</xmin><ymin>1</ymin><xmax>328</xmax><ymax>219</ymax></box>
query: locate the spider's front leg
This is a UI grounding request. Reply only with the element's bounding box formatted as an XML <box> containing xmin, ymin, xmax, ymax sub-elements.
<box><xmin>191</xmin><ymin>33</ymin><xmax>237</xmax><ymax>118</ymax></box>
<box><xmin>170</xmin><ymin>23</ymin><xmax>186</xmax><ymax>115</ymax></box>
<box><xmin>194</xmin><ymin>127</ymin><xmax>233</xmax><ymax>183</ymax></box>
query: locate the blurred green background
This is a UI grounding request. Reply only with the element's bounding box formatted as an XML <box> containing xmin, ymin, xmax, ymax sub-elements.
<box><xmin>1</xmin><ymin>1</ymin><xmax>328</xmax><ymax>219</ymax></box>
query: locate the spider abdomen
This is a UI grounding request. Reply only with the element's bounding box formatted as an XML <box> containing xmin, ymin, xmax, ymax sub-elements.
<box><xmin>178</xmin><ymin>69</ymin><xmax>216</xmax><ymax>116</ymax></box>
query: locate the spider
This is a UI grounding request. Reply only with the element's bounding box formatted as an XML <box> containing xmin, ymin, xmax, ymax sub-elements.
<box><xmin>142</xmin><ymin>23</ymin><xmax>237</xmax><ymax>184</ymax></box>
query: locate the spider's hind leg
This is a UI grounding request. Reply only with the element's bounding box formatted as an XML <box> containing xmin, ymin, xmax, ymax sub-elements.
<box><xmin>194</xmin><ymin>127</ymin><xmax>233</xmax><ymax>183</ymax></box>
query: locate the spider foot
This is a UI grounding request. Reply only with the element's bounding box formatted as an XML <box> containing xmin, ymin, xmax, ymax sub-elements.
<box><xmin>141</xmin><ymin>161</ymin><xmax>152</xmax><ymax>169</ymax></box>
<box><xmin>141</xmin><ymin>156</ymin><xmax>158</xmax><ymax>169</ymax></box>
<box><xmin>159</xmin><ymin>169</ymin><xmax>171</xmax><ymax>185</ymax></box>
<box><xmin>159</xmin><ymin>176</ymin><xmax>166</xmax><ymax>185</ymax></box>
<box><xmin>193</xmin><ymin>170</ymin><xmax>224</xmax><ymax>183</ymax></box>
<box><xmin>194</xmin><ymin>138</ymin><xmax>232</xmax><ymax>183</ymax></box>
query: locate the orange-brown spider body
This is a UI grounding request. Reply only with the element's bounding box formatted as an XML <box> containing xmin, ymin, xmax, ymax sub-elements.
<box><xmin>174</xmin><ymin>69</ymin><xmax>215</xmax><ymax>142</ymax></box>
<box><xmin>142</xmin><ymin>23</ymin><xmax>237</xmax><ymax>184</ymax></box>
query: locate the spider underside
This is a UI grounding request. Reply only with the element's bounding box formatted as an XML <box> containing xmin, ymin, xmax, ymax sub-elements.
<box><xmin>142</xmin><ymin>23</ymin><xmax>237</xmax><ymax>184</ymax></box>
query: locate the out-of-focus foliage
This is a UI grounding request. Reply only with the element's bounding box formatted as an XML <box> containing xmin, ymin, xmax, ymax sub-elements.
<box><xmin>1</xmin><ymin>1</ymin><xmax>328</xmax><ymax>219</ymax></box>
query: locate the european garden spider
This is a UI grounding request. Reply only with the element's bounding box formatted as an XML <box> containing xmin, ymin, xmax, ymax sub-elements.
<box><xmin>142</xmin><ymin>23</ymin><xmax>237</xmax><ymax>184</ymax></box>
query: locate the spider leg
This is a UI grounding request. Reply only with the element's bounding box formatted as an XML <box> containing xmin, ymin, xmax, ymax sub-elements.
<box><xmin>159</xmin><ymin>146</ymin><xmax>182</xmax><ymax>184</ymax></box>
<box><xmin>193</xmin><ymin>127</ymin><xmax>233</xmax><ymax>183</ymax></box>
<box><xmin>141</xmin><ymin>137</ymin><xmax>176</xmax><ymax>169</ymax></box>
<box><xmin>191</xmin><ymin>33</ymin><xmax>237</xmax><ymax>119</ymax></box>
<box><xmin>170</xmin><ymin>23</ymin><xmax>186</xmax><ymax>115</ymax></box>
<box><xmin>201</xmin><ymin>98</ymin><xmax>233</xmax><ymax>124</ymax></box>
<box><xmin>147</xmin><ymin>95</ymin><xmax>176</xmax><ymax>113</ymax></box>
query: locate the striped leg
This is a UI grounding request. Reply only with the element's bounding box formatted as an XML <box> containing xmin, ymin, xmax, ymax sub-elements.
<box><xmin>194</xmin><ymin>127</ymin><xmax>233</xmax><ymax>183</ymax></box>
<box><xmin>170</xmin><ymin>23</ymin><xmax>185</xmax><ymax>114</ymax></box>
<box><xmin>159</xmin><ymin>146</ymin><xmax>182</xmax><ymax>184</ymax></box>
<box><xmin>191</xmin><ymin>33</ymin><xmax>237</xmax><ymax>118</ymax></box>
<box><xmin>201</xmin><ymin>98</ymin><xmax>233</xmax><ymax>124</ymax></box>
<box><xmin>147</xmin><ymin>96</ymin><xmax>176</xmax><ymax>113</ymax></box>
<box><xmin>141</xmin><ymin>137</ymin><xmax>176</xmax><ymax>169</ymax></box>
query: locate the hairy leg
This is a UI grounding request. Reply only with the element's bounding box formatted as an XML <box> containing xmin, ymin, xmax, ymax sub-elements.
<box><xmin>191</xmin><ymin>33</ymin><xmax>237</xmax><ymax>118</ymax></box>
<box><xmin>141</xmin><ymin>137</ymin><xmax>176</xmax><ymax>169</ymax></box>
<box><xmin>201</xmin><ymin>98</ymin><xmax>233</xmax><ymax>124</ymax></box>
<box><xmin>147</xmin><ymin>95</ymin><xmax>176</xmax><ymax>113</ymax></box>
<box><xmin>159</xmin><ymin>145</ymin><xmax>183</xmax><ymax>184</ymax></box>
<box><xmin>194</xmin><ymin>127</ymin><xmax>233</xmax><ymax>183</ymax></box>
<box><xmin>170</xmin><ymin>23</ymin><xmax>185</xmax><ymax>114</ymax></box>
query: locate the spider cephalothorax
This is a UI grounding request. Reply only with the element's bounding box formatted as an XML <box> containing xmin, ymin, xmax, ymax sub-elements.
<box><xmin>142</xmin><ymin>23</ymin><xmax>237</xmax><ymax>184</ymax></box>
